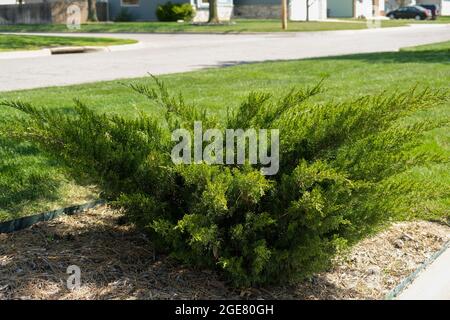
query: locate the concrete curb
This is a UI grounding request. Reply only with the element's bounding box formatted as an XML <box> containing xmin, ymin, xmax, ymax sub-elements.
<box><xmin>0</xmin><ymin>41</ymin><xmax>143</xmax><ymax>59</ymax></box>
<box><xmin>50</xmin><ymin>46</ymin><xmax>101</xmax><ymax>54</ymax></box>
<box><xmin>385</xmin><ymin>240</ymin><xmax>450</xmax><ymax>300</ymax></box>
<box><xmin>396</xmin><ymin>240</ymin><xmax>450</xmax><ymax>300</ymax></box>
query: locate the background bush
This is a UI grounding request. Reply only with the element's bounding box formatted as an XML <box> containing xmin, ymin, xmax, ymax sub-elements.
<box><xmin>1</xmin><ymin>79</ymin><xmax>448</xmax><ymax>286</ymax></box>
<box><xmin>156</xmin><ymin>2</ymin><xmax>195</xmax><ymax>22</ymax></box>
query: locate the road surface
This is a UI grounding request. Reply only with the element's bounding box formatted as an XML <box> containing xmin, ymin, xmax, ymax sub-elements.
<box><xmin>0</xmin><ymin>24</ymin><xmax>449</xmax><ymax>92</ymax></box>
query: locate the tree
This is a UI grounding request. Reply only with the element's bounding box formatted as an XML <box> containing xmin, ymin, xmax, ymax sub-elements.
<box><xmin>306</xmin><ymin>0</ymin><xmax>316</xmax><ymax>22</ymax></box>
<box><xmin>87</xmin><ymin>0</ymin><xmax>98</xmax><ymax>22</ymax></box>
<box><xmin>208</xmin><ymin>0</ymin><xmax>220</xmax><ymax>24</ymax></box>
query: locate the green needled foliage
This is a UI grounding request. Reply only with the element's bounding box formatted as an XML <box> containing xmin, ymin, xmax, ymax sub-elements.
<box><xmin>156</xmin><ymin>2</ymin><xmax>195</xmax><ymax>22</ymax></box>
<box><xmin>1</xmin><ymin>78</ymin><xmax>448</xmax><ymax>286</ymax></box>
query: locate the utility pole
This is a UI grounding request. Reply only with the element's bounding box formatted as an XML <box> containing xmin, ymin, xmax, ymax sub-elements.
<box><xmin>281</xmin><ymin>0</ymin><xmax>288</xmax><ymax>30</ymax></box>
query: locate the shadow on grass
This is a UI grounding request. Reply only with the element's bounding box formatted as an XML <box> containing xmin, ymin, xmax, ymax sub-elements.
<box><xmin>205</xmin><ymin>47</ymin><xmax>450</xmax><ymax>70</ymax></box>
<box><xmin>0</xmin><ymin>105</ymin><xmax>102</xmax><ymax>221</ymax></box>
<box><xmin>0</xmin><ymin>137</ymin><xmax>64</xmax><ymax>221</ymax></box>
<box><xmin>328</xmin><ymin>48</ymin><xmax>450</xmax><ymax>64</ymax></box>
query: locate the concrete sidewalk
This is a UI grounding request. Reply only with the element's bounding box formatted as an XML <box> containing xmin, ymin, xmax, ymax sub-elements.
<box><xmin>397</xmin><ymin>243</ymin><xmax>450</xmax><ymax>300</ymax></box>
<box><xmin>1</xmin><ymin>24</ymin><xmax>450</xmax><ymax>92</ymax></box>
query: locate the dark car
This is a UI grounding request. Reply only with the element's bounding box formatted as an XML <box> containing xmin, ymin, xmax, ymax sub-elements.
<box><xmin>386</xmin><ymin>6</ymin><xmax>431</xmax><ymax>20</ymax></box>
<box><xmin>417</xmin><ymin>4</ymin><xmax>439</xmax><ymax>19</ymax></box>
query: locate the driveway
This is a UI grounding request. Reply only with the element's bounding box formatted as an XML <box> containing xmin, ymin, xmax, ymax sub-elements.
<box><xmin>1</xmin><ymin>24</ymin><xmax>449</xmax><ymax>92</ymax></box>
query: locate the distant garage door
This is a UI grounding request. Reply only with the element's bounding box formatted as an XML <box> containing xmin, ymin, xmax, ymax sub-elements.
<box><xmin>327</xmin><ymin>0</ymin><xmax>353</xmax><ymax>17</ymax></box>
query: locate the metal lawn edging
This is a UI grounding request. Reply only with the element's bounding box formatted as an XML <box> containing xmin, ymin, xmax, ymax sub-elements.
<box><xmin>0</xmin><ymin>200</ymin><xmax>105</xmax><ymax>234</ymax></box>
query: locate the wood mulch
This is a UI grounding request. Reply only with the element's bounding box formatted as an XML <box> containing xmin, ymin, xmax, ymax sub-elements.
<box><xmin>0</xmin><ymin>205</ymin><xmax>448</xmax><ymax>300</ymax></box>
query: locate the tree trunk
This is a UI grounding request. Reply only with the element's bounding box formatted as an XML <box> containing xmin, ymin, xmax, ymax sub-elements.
<box><xmin>87</xmin><ymin>0</ymin><xmax>98</xmax><ymax>22</ymax></box>
<box><xmin>208</xmin><ymin>0</ymin><xmax>220</xmax><ymax>24</ymax></box>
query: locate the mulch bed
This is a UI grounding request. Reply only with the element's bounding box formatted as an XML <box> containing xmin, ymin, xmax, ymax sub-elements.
<box><xmin>0</xmin><ymin>205</ymin><xmax>449</xmax><ymax>300</ymax></box>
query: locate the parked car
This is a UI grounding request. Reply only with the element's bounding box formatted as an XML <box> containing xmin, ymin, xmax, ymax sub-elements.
<box><xmin>386</xmin><ymin>6</ymin><xmax>432</xmax><ymax>20</ymax></box>
<box><xmin>417</xmin><ymin>4</ymin><xmax>439</xmax><ymax>20</ymax></box>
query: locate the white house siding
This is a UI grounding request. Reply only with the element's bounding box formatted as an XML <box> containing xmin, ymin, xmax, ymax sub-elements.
<box><xmin>379</xmin><ymin>0</ymin><xmax>385</xmax><ymax>13</ymax></box>
<box><xmin>442</xmin><ymin>0</ymin><xmax>450</xmax><ymax>15</ymax></box>
<box><xmin>355</xmin><ymin>0</ymin><xmax>374</xmax><ymax>18</ymax></box>
<box><xmin>193</xmin><ymin>2</ymin><xmax>233</xmax><ymax>22</ymax></box>
<box><xmin>416</xmin><ymin>0</ymin><xmax>450</xmax><ymax>15</ymax></box>
<box><xmin>385</xmin><ymin>0</ymin><xmax>416</xmax><ymax>12</ymax></box>
<box><xmin>0</xmin><ymin>0</ymin><xmax>16</xmax><ymax>4</ymax></box>
<box><xmin>290</xmin><ymin>0</ymin><xmax>327</xmax><ymax>21</ymax></box>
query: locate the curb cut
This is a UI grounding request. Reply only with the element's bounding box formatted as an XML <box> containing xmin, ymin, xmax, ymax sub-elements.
<box><xmin>0</xmin><ymin>41</ymin><xmax>142</xmax><ymax>59</ymax></box>
<box><xmin>49</xmin><ymin>46</ymin><xmax>102</xmax><ymax>54</ymax></box>
<box><xmin>0</xmin><ymin>200</ymin><xmax>105</xmax><ymax>234</ymax></box>
<box><xmin>385</xmin><ymin>239</ymin><xmax>450</xmax><ymax>300</ymax></box>
<box><xmin>50</xmin><ymin>42</ymin><xmax>144</xmax><ymax>54</ymax></box>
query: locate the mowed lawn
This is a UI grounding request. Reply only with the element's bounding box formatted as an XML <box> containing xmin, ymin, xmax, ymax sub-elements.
<box><xmin>0</xmin><ymin>34</ymin><xmax>136</xmax><ymax>52</ymax></box>
<box><xmin>0</xmin><ymin>20</ymin><xmax>368</xmax><ymax>33</ymax></box>
<box><xmin>0</xmin><ymin>17</ymin><xmax>448</xmax><ymax>34</ymax></box>
<box><xmin>0</xmin><ymin>18</ymin><xmax>430</xmax><ymax>34</ymax></box>
<box><xmin>0</xmin><ymin>41</ymin><xmax>449</xmax><ymax>222</ymax></box>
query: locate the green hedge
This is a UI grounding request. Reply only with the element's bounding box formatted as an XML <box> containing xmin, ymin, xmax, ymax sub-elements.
<box><xmin>1</xmin><ymin>78</ymin><xmax>447</xmax><ymax>286</ymax></box>
<box><xmin>156</xmin><ymin>2</ymin><xmax>195</xmax><ymax>22</ymax></box>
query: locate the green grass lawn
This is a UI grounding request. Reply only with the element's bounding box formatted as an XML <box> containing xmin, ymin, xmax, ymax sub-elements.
<box><xmin>401</xmin><ymin>40</ymin><xmax>450</xmax><ymax>52</ymax></box>
<box><xmin>0</xmin><ymin>34</ymin><xmax>136</xmax><ymax>52</ymax></box>
<box><xmin>0</xmin><ymin>41</ymin><xmax>449</xmax><ymax>222</ymax></box>
<box><xmin>0</xmin><ymin>17</ymin><xmax>448</xmax><ymax>34</ymax></box>
<box><xmin>0</xmin><ymin>18</ymin><xmax>427</xmax><ymax>34</ymax></box>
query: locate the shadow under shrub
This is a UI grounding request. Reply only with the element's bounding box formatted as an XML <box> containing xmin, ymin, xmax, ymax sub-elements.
<box><xmin>1</xmin><ymin>78</ymin><xmax>448</xmax><ymax>286</ymax></box>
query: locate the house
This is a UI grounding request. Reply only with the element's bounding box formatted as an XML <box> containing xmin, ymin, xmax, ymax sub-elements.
<box><xmin>385</xmin><ymin>0</ymin><xmax>450</xmax><ymax>16</ymax></box>
<box><xmin>415</xmin><ymin>0</ymin><xmax>450</xmax><ymax>15</ymax></box>
<box><xmin>0</xmin><ymin>0</ymin><xmax>51</xmax><ymax>3</ymax></box>
<box><xmin>290</xmin><ymin>0</ymin><xmax>327</xmax><ymax>20</ymax></box>
<box><xmin>385</xmin><ymin>0</ymin><xmax>415</xmax><ymax>12</ymax></box>
<box><xmin>0</xmin><ymin>0</ymin><xmax>90</xmax><ymax>24</ymax></box>
<box><xmin>107</xmin><ymin>0</ymin><xmax>234</xmax><ymax>22</ymax></box>
<box><xmin>233</xmin><ymin>0</ymin><xmax>327</xmax><ymax>21</ymax></box>
<box><xmin>327</xmin><ymin>0</ymin><xmax>386</xmax><ymax>18</ymax></box>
